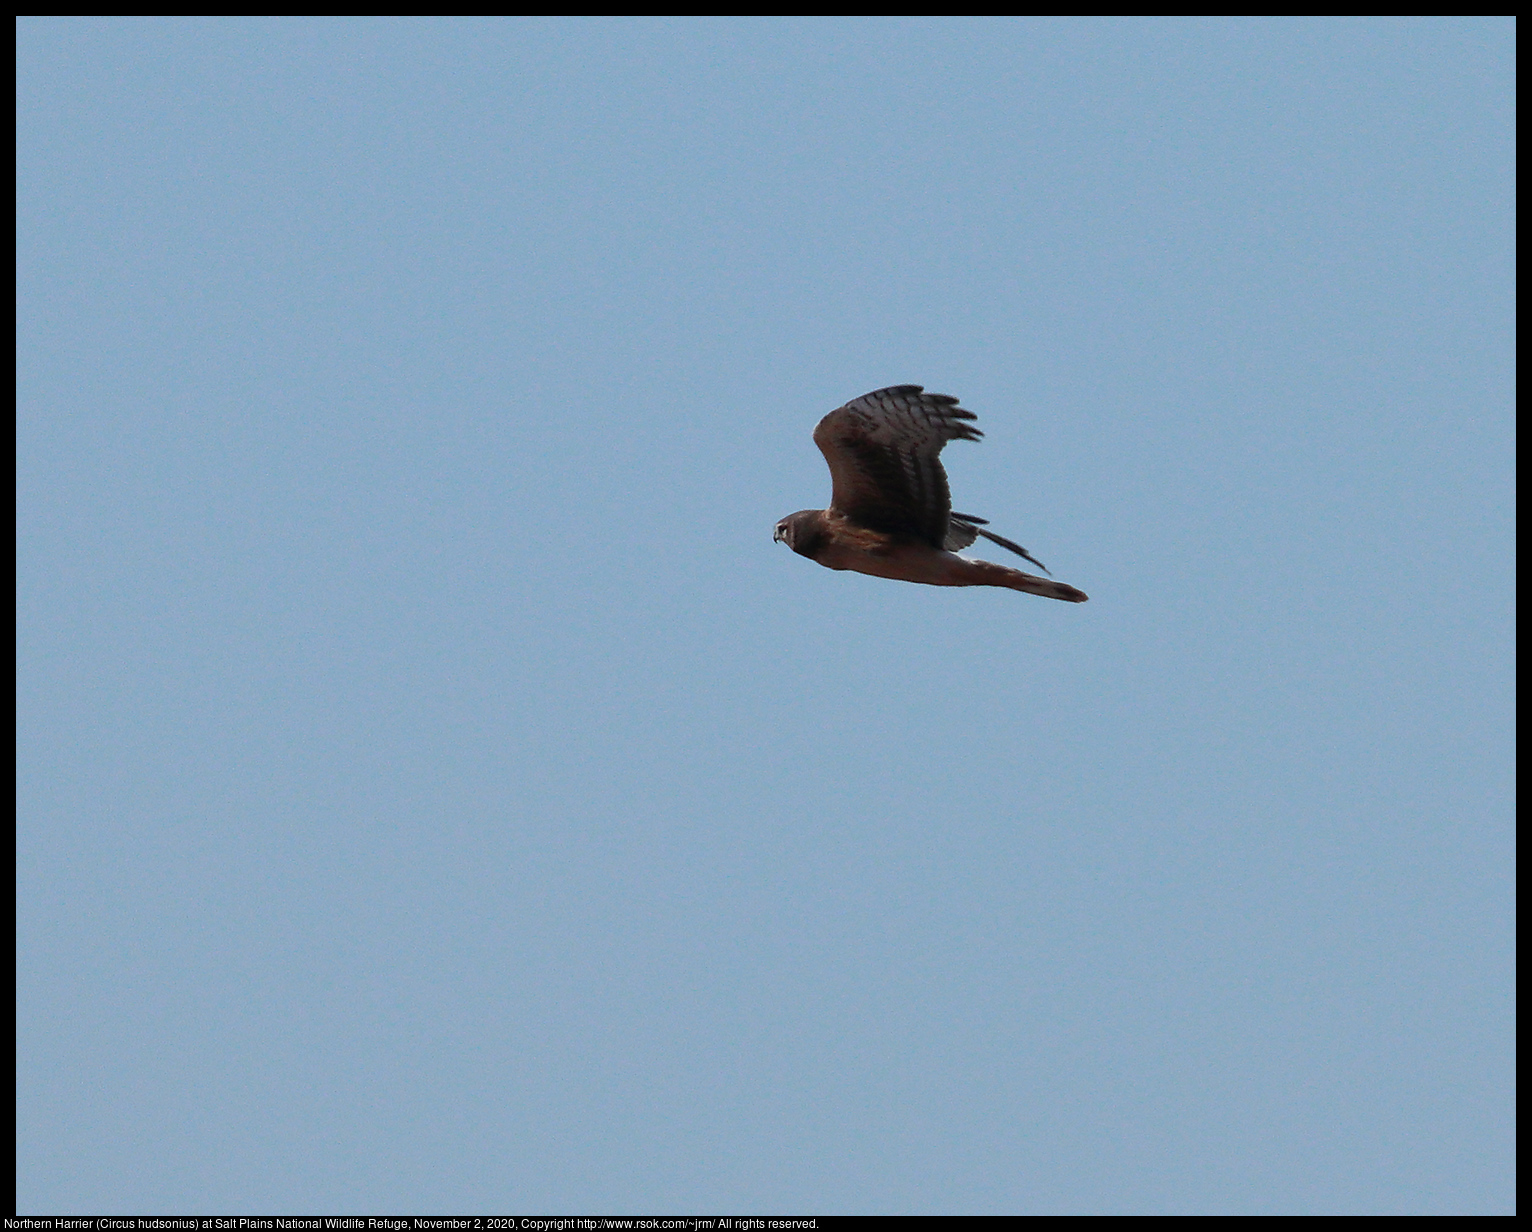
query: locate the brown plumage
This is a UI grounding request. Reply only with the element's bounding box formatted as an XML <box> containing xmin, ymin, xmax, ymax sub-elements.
<box><xmin>774</xmin><ymin>385</ymin><xmax>1088</xmax><ymax>603</ymax></box>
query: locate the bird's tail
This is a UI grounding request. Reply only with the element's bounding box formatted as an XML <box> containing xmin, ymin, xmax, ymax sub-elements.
<box><xmin>949</xmin><ymin>556</ymin><xmax>1088</xmax><ymax>602</ymax></box>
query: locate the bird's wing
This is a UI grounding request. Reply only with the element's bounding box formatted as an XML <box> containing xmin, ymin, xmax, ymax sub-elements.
<box><xmin>948</xmin><ymin>512</ymin><xmax>1053</xmax><ymax>576</ymax></box>
<box><xmin>943</xmin><ymin>512</ymin><xmax>982</xmax><ymax>552</ymax></box>
<box><xmin>813</xmin><ymin>385</ymin><xmax>979</xmax><ymax>547</ymax></box>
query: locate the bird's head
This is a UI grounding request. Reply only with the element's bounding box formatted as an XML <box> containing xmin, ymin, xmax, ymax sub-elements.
<box><xmin>774</xmin><ymin>510</ymin><xmax>823</xmax><ymax>555</ymax></box>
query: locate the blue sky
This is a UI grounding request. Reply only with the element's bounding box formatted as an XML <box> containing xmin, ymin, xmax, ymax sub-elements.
<box><xmin>17</xmin><ymin>17</ymin><xmax>1514</xmax><ymax>1215</ymax></box>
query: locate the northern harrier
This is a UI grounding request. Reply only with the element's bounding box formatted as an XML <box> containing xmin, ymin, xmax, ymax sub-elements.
<box><xmin>774</xmin><ymin>385</ymin><xmax>1088</xmax><ymax>602</ymax></box>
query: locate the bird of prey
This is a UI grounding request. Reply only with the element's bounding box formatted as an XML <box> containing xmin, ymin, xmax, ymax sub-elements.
<box><xmin>774</xmin><ymin>385</ymin><xmax>1088</xmax><ymax>603</ymax></box>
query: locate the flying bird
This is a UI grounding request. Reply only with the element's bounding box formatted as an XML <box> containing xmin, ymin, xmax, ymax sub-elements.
<box><xmin>774</xmin><ymin>385</ymin><xmax>1088</xmax><ymax>602</ymax></box>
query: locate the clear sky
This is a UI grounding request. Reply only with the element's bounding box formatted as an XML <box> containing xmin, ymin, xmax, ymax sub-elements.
<box><xmin>16</xmin><ymin>17</ymin><xmax>1514</xmax><ymax>1216</ymax></box>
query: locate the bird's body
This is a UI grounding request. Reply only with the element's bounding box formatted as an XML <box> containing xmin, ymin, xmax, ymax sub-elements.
<box><xmin>774</xmin><ymin>385</ymin><xmax>1088</xmax><ymax>603</ymax></box>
